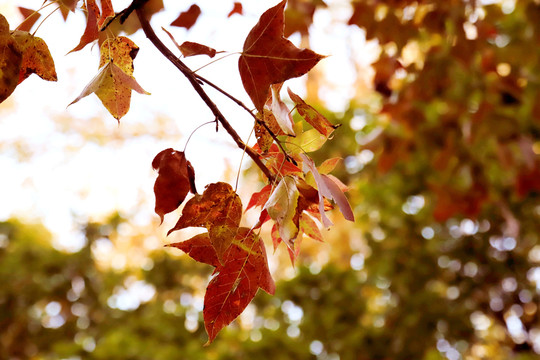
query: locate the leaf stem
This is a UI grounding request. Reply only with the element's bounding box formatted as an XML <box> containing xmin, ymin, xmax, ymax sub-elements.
<box><xmin>135</xmin><ymin>7</ymin><xmax>275</xmax><ymax>182</ymax></box>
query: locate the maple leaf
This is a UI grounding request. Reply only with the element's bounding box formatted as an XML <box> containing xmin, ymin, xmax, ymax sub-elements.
<box><xmin>167</xmin><ymin>233</ymin><xmax>220</xmax><ymax>267</ymax></box>
<box><xmin>203</xmin><ymin>227</ymin><xmax>274</xmax><ymax>344</ymax></box>
<box><xmin>168</xmin><ymin>182</ymin><xmax>243</xmax><ymax>261</ymax></box>
<box><xmin>264</xmin><ymin>176</ymin><xmax>300</xmax><ymax>247</ymax></box>
<box><xmin>301</xmin><ymin>154</ymin><xmax>354</xmax><ymax>227</ymax></box>
<box><xmin>228</xmin><ymin>2</ymin><xmax>243</xmax><ymax>18</ymax></box>
<box><xmin>68</xmin><ymin>0</ymin><xmax>100</xmax><ymax>54</ymax></box>
<box><xmin>11</xmin><ymin>31</ymin><xmax>57</xmax><ymax>84</ymax></box>
<box><xmin>288</xmin><ymin>88</ymin><xmax>338</xmax><ymax>137</ymax></box>
<box><xmin>152</xmin><ymin>149</ymin><xmax>197</xmax><ymax>223</ymax></box>
<box><xmin>0</xmin><ymin>15</ymin><xmax>23</xmax><ymax>103</ymax></box>
<box><xmin>238</xmin><ymin>0</ymin><xmax>325</xmax><ymax>111</ymax></box>
<box><xmin>69</xmin><ymin>37</ymin><xmax>149</xmax><ymax>120</ymax></box>
<box><xmin>17</xmin><ymin>7</ymin><xmax>41</xmax><ymax>32</ymax></box>
<box><xmin>171</xmin><ymin>4</ymin><xmax>201</xmax><ymax>30</ymax></box>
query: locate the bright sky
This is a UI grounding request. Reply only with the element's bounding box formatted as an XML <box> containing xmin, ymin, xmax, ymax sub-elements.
<box><xmin>0</xmin><ymin>0</ymin><xmax>373</xmax><ymax>251</ymax></box>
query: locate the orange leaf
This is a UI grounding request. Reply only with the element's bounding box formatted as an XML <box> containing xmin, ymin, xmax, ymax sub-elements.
<box><xmin>238</xmin><ymin>0</ymin><xmax>325</xmax><ymax>111</ymax></box>
<box><xmin>11</xmin><ymin>31</ymin><xmax>57</xmax><ymax>84</ymax></box>
<box><xmin>168</xmin><ymin>182</ymin><xmax>242</xmax><ymax>235</ymax></box>
<box><xmin>203</xmin><ymin>228</ymin><xmax>274</xmax><ymax>344</ymax></box>
<box><xmin>17</xmin><ymin>7</ymin><xmax>41</xmax><ymax>32</ymax></box>
<box><xmin>288</xmin><ymin>88</ymin><xmax>338</xmax><ymax>137</ymax></box>
<box><xmin>167</xmin><ymin>233</ymin><xmax>220</xmax><ymax>267</ymax></box>
<box><xmin>0</xmin><ymin>15</ymin><xmax>23</xmax><ymax>103</ymax></box>
<box><xmin>170</xmin><ymin>4</ymin><xmax>201</xmax><ymax>30</ymax></box>
<box><xmin>151</xmin><ymin>149</ymin><xmax>196</xmax><ymax>223</ymax></box>
<box><xmin>68</xmin><ymin>0</ymin><xmax>99</xmax><ymax>54</ymax></box>
<box><xmin>97</xmin><ymin>0</ymin><xmax>115</xmax><ymax>30</ymax></box>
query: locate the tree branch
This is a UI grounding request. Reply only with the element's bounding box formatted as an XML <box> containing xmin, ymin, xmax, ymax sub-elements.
<box><xmin>135</xmin><ymin>8</ymin><xmax>275</xmax><ymax>182</ymax></box>
<box><xmin>194</xmin><ymin>74</ymin><xmax>297</xmax><ymax>165</ymax></box>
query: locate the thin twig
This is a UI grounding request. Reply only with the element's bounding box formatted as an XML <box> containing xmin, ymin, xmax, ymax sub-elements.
<box><xmin>194</xmin><ymin>74</ymin><xmax>296</xmax><ymax>164</ymax></box>
<box><xmin>135</xmin><ymin>7</ymin><xmax>275</xmax><ymax>182</ymax></box>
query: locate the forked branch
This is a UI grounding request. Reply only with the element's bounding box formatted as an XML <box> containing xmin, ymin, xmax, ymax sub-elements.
<box><xmin>134</xmin><ymin>7</ymin><xmax>275</xmax><ymax>182</ymax></box>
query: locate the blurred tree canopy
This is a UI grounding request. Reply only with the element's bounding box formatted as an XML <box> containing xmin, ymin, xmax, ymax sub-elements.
<box><xmin>2</xmin><ymin>0</ymin><xmax>540</xmax><ymax>359</ymax></box>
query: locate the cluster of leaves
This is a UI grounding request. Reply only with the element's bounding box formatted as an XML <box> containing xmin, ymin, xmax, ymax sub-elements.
<box><xmin>150</xmin><ymin>1</ymin><xmax>354</xmax><ymax>342</ymax></box>
<box><xmin>1</xmin><ymin>0</ymin><xmax>354</xmax><ymax>343</ymax></box>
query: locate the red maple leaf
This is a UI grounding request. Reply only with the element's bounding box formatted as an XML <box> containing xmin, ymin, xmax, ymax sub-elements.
<box><xmin>203</xmin><ymin>227</ymin><xmax>274</xmax><ymax>344</ymax></box>
<box><xmin>238</xmin><ymin>0</ymin><xmax>325</xmax><ymax>111</ymax></box>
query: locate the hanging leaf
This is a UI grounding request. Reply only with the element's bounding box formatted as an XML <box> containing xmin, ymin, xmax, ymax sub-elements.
<box><xmin>264</xmin><ymin>176</ymin><xmax>300</xmax><ymax>247</ymax></box>
<box><xmin>171</xmin><ymin>4</ymin><xmax>201</xmax><ymax>30</ymax></box>
<box><xmin>203</xmin><ymin>227</ymin><xmax>274</xmax><ymax>344</ymax></box>
<box><xmin>68</xmin><ymin>61</ymin><xmax>149</xmax><ymax>120</ymax></box>
<box><xmin>300</xmin><ymin>154</ymin><xmax>354</xmax><ymax>226</ymax></box>
<box><xmin>68</xmin><ymin>0</ymin><xmax>100</xmax><ymax>54</ymax></box>
<box><xmin>0</xmin><ymin>15</ymin><xmax>22</xmax><ymax>103</ymax></box>
<box><xmin>271</xmin><ymin>85</ymin><xmax>295</xmax><ymax>136</ymax></box>
<box><xmin>152</xmin><ymin>149</ymin><xmax>197</xmax><ymax>223</ymax></box>
<box><xmin>12</xmin><ymin>31</ymin><xmax>57</xmax><ymax>84</ymax></box>
<box><xmin>238</xmin><ymin>0</ymin><xmax>325</xmax><ymax>111</ymax></box>
<box><xmin>288</xmin><ymin>88</ymin><xmax>338</xmax><ymax>137</ymax></box>
<box><xmin>168</xmin><ymin>182</ymin><xmax>242</xmax><ymax>234</ymax></box>
<box><xmin>168</xmin><ymin>183</ymin><xmax>243</xmax><ymax>261</ymax></box>
<box><xmin>69</xmin><ymin>37</ymin><xmax>149</xmax><ymax>120</ymax></box>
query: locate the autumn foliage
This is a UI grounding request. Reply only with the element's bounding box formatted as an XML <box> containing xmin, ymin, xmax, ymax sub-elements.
<box><xmin>0</xmin><ymin>0</ymin><xmax>354</xmax><ymax>343</ymax></box>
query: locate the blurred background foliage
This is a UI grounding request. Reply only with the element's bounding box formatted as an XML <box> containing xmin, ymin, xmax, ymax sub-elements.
<box><xmin>2</xmin><ymin>0</ymin><xmax>540</xmax><ymax>359</ymax></box>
